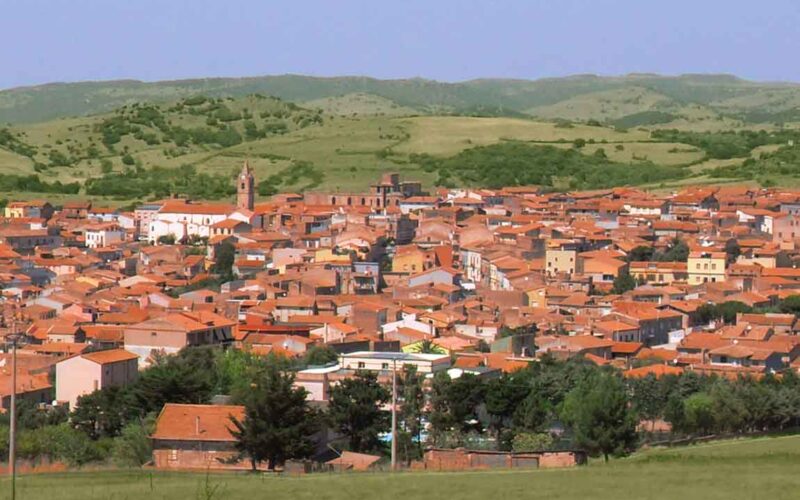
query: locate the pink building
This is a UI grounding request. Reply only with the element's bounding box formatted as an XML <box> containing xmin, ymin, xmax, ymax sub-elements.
<box><xmin>55</xmin><ymin>349</ymin><xmax>139</xmax><ymax>409</ymax></box>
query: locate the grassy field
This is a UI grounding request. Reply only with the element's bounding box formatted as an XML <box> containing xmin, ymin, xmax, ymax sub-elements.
<box><xmin>2</xmin><ymin>435</ymin><xmax>798</xmax><ymax>500</ymax></box>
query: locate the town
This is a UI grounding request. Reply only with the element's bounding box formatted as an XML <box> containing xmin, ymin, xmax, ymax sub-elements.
<box><xmin>0</xmin><ymin>161</ymin><xmax>797</xmax><ymax>477</ymax></box>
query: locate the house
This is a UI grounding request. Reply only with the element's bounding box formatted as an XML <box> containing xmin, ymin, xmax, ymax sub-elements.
<box><xmin>148</xmin><ymin>201</ymin><xmax>234</xmax><ymax>243</ymax></box>
<box><xmin>339</xmin><ymin>351</ymin><xmax>451</xmax><ymax>374</ymax></box>
<box><xmin>124</xmin><ymin>312</ymin><xmax>235</xmax><ymax>366</ymax></box>
<box><xmin>545</xmin><ymin>248</ymin><xmax>580</xmax><ymax>277</ymax></box>
<box><xmin>4</xmin><ymin>200</ymin><xmax>54</xmax><ymax>220</ymax></box>
<box><xmin>55</xmin><ymin>349</ymin><xmax>139</xmax><ymax>409</ymax></box>
<box><xmin>84</xmin><ymin>222</ymin><xmax>125</xmax><ymax>248</ymax></box>
<box><xmin>630</xmin><ymin>261</ymin><xmax>688</xmax><ymax>284</ymax></box>
<box><xmin>151</xmin><ymin>403</ymin><xmax>250</xmax><ymax>471</ymax></box>
<box><xmin>687</xmin><ymin>251</ymin><xmax>726</xmax><ymax>285</ymax></box>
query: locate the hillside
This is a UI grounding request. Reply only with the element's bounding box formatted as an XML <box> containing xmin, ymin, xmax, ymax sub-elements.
<box><xmin>3</xmin><ymin>73</ymin><xmax>800</xmax><ymax>126</ymax></box>
<box><xmin>1</xmin><ymin>92</ymin><xmax>727</xmax><ymax>201</ymax></box>
<box><xmin>5</xmin><ymin>87</ymin><xmax>800</xmax><ymax>202</ymax></box>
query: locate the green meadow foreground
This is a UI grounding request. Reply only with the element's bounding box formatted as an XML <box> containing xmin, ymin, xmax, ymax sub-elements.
<box><xmin>3</xmin><ymin>435</ymin><xmax>799</xmax><ymax>500</ymax></box>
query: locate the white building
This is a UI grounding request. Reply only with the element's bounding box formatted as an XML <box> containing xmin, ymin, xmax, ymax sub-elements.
<box><xmin>148</xmin><ymin>201</ymin><xmax>234</xmax><ymax>243</ymax></box>
<box><xmin>85</xmin><ymin>223</ymin><xmax>125</xmax><ymax>248</ymax></box>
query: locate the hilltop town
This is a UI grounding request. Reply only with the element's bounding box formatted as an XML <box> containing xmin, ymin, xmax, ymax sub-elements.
<box><xmin>0</xmin><ymin>161</ymin><xmax>799</xmax><ymax>473</ymax></box>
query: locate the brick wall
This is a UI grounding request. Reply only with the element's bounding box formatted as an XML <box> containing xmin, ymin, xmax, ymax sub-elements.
<box><xmin>419</xmin><ymin>448</ymin><xmax>585</xmax><ymax>471</ymax></box>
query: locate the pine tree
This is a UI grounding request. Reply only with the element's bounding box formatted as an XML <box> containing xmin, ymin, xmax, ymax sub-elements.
<box><xmin>399</xmin><ymin>365</ymin><xmax>425</xmax><ymax>463</ymax></box>
<box><xmin>327</xmin><ymin>371</ymin><xmax>390</xmax><ymax>453</ymax></box>
<box><xmin>562</xmin><ymin>372</ymin><xmax>638</xmax><ymax>461</ymax></box>
<box><xmin>230</xmin><ymin>363</ymin><xmax>319</xmax><ymax>470</ymax></box>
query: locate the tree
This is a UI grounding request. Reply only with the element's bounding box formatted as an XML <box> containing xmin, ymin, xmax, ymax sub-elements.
<box><xmin>213</xmin><ymin>241</ymin><xmax>236</xmax><ymax>278</ymax></box>
<box><xmin>561</xmin><ymin>372</ymin><xmax>638</xmax><ymax>461</ymax></box>
<box><xmin>72</xmin><ymin>386</ymin><xmax>136</xmax><ymax>439</ymax></box>
<box><xmin>130</xmin><ymin>347</ymin><xmax>217</xmax><ymax>416</ymax></box>
<box><xmin>428</xmin><ymin>372</ymin><xmax>485</xmax><ymax>446</ymax></box>
<box><xmin>100</xmin><ymin>158</ymin><xmax>113</xmax><ymax>174</ymax></box>
<box><xmin>157</xmin><ymin>234</ymin><xmax>176</xmax><ymax>245</ymax></box>
<box><xmin>511</xmin><ymin>432</ymin><xmax>554</xmax><ymax>452</ymax></box>
<box><xmin>485</xmin><ymin>373</ymin><xmax>530</xmax><ymax>448</ymax></box>
<box><xmin>696</xmin><ymin>301</ymin><xmax>753</xmax><ymax>325</ymax></box>
<box><xmin>708</xmin><ymin>382</ymin><xmax>747</xmax><ymax>433</ymax></box>
<box><xmin>779</xmin><ymin>295</ymin><xmax>800</xmax><ymax>316</ymax></box>
<box><xmin>628</xmin><ymin>373</ymin><xmax>672</xmax><ymax>427</ymax></box>
<box><xmin>302</xmin><ymin>345</ymin><xmax>339</xmax><ymax>367</ymax></box>
<box><xmin>681</xmin><ymin>393</ymin><xmax>716</xmax><ymax>435</ymax></box>
<box><xmin>327</xmin><ymin>371</ymin><xmax>390</xmax><ymax>453</ymax></box>
<box><xmin>407</xmin><ymin>339</ymin><xmax>447</xmax><ymax>354</ymax></box>
<box><xmin>611</xmin><ymin>271</ymin><xmax>637</xmax><ymax>294</ymax></box>
<box><xmin>724</xmin><ymin>239</ymin><xmax>741</xmax><ymax>265</ymax></box>
<box><xmin>214</xmin><ymin>348</ymin><xmax>267</xmax><ymax>396</ymax></box>
<box><xmin>230</xmin><ymin>363</ymin><xmax>319</xmax><ymax>470</ymax></box>
<box><xmin>398</xmin><ymin>365</ymin><xmax>425</xmax><ymax>463</ymax></box>
<box><xmin>629</xmin><ymin>245</ymin><xmax>654</xmax><ymax>262</ymax></box>
<box><xmin>656</xmin><ymin>238</ymin><xmax>689</xmax><ymax>262</ymax></box>
<box><xmin>112</xmin><ymin>419</ymin><xmax>154</xmax><ymax>467</ymax></box>
<box><xmin>513</xmin><ymin>379</ymin><xmax>551</xmax><ymax>434</ymax></box>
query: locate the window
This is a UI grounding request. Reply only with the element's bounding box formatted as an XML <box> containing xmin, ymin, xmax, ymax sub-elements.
<box><xmin>382</xmin><ymin>363</ymin><xmax>389</xmax><ymax>370</ymax></box>
<box><xmin>358</xmin><ymin>361</ymin><xmax>365</xmax><ymax>369</ymax></box>
<box><xmin>711</xmin><ymin>263</ymin><xmax>716</xmax><ymax>270</ymax></box>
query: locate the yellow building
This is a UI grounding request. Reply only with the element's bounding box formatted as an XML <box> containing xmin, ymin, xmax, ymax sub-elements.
<box><xmin>313</xmin><ymin>247</ymin><xmax>351</xmax><ymax>265</ymax></box>
<box><xmin>391</xmin><ymin>245</ymin><xmax>430</xmax><ymax>274</ymax></box>
<box><xmin>630</xmin><ymin>261</ymin><xmax>688</xmax><ymax>284</ymax></box>
<box><xmin>545</xmin><ymin>249</ymin><xmax>580</xmax><ymax>277</ymax></box>
<box><xmin>687</xmin><ymin>251</ymin><xmax>726</xmax><ymax>285</ymax></box>
<box><xmin>4</xmin><ymin>203</ymin><xmax>26</xmax><ymax>219</ymax></box>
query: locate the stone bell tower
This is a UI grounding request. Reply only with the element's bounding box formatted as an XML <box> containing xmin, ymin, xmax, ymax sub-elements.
<box><xmin>237</xmin><ymin>160</ymin><xmax>255</xmax><ymax>211</ymax></box>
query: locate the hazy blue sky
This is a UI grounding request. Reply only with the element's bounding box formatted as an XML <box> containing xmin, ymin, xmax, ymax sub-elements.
<box><xmin>1</xmin><ymin>0</ymin><xmax>799</xmax><ymax>89</ymax></box>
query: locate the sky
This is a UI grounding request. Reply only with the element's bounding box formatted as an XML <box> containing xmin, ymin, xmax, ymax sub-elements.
<box><xmin>1</xmin><ymin>0</ymin><xmax>799</xmax><ymax>89</ymax></box>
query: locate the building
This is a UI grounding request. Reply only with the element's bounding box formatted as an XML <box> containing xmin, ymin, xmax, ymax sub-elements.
<box><xmin>84</xmin><ymin>222</ymin><xmax>125</xmax><ymax>249</ymax></box>
<box><xmin>546</xmin><ymin>249</ymin><xmax>580</xmax><ymax>277</ymax></box>
<box><xmin>237</xmin><ymin>161</ymin><xmax>255</xmax><ymax>211</ymax></box>
<box><xmin>55</xmin><ymin>349</ymin><xmax>139</xmax><ymax>409</ymax></box>
<box><xmin>124</xmin><ymin>312</ymin><xmax>235</xmax><ymax>366</ymax></box>
<box><xmin>687</xmin><ymin>251</ymin><xmax>726</xmax><ymax>285</ymax></box>
<box><xmin>339</xmin><ymin>351</ymin><xmax>451</xmax><ymax>374</ymax></box>
<box><xmin>151</xmin><ymin>403</ymin><xmax>249</xmax><ymax>470</ymax></box>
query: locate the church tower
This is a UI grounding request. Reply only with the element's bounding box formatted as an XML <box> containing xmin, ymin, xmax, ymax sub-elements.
<box><xmin>237</xmin><ymin>160</ymin><xmax>255</xmax><ymax>211</ymax></box>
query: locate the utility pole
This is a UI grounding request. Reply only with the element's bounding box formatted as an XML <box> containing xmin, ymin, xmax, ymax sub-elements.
<box><xmin>390</xmin><ymin>358</ymin><xmax>397</xmax><ymax>471</ymax></box>
<box><xmin>8</xmin><ymin>318</ymin><xmax>19</xmax><ymax>500</ymax></box>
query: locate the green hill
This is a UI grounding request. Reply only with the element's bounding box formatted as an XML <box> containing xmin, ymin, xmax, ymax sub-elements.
<box><xmin>5</xmin><ymin>86</ymin><xmax>800</xmax><ymax>201</ymax></box>
<box><xmin>4</xmin><ymin>73</ymin><xmax>800</xmax><ymax>125</ymax></box>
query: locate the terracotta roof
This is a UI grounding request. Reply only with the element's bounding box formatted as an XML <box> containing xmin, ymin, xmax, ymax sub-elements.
<box><xmin>151</xmin><ymin>404</ymin><xmax>244</xmax><ymax>442</ymax></box>
<box><xmin>326</xmin><ymin>451</ymin><xmax>382</xmax><ymax>471</ymax></box>
<box><xmin>82</xmin><ymin>349</ymin><xmax>138</xmax><ymax>365</ymax></box>
<box><xmin>624</xmin><ymin>364</ymin><xmax>684</xmax><ymax>379</ymax></box>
